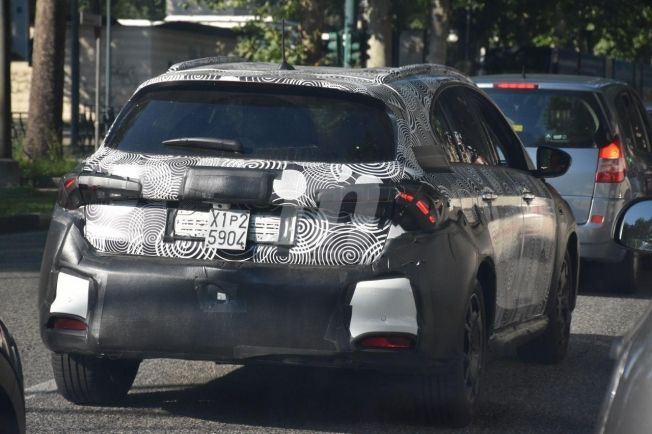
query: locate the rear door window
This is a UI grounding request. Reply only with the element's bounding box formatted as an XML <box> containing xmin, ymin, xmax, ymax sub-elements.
<box><xmin>435</xmin><ymin>86</ymin><xmax>496</xmax><ymax>165</ymax></box>
<box><xmin>106</xmin><ymin>84</ymin><xmax>396</xmax><ymax>163</ymax></box>
<box><xmin>484</xmin><ymin>88</ymin><xmax>609</xmax><ymax>149</ymax></box>
<box><xmin>617</xmin><ymin>91</ymin><xmax>651</xmax><ymax>152</ymax></box>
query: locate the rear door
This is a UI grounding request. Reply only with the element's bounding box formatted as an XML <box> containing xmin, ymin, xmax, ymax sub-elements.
<box><xmin>484</xmin><ymin>87</ymin><xmax>610</xmax><ymax>224</ymax></box>
<box><xmin>433</xmin><ymin>85</ymin><xmax>528</xmax><ymax>328</ymax></box>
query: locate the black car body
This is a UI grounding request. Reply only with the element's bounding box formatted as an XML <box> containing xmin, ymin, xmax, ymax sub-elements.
<box><xmin>39</xmin><ymin>61</ymin><xmax>578</xmax><ymax>424</ymax></box>
<box><xmin>0</xmin><ymin>319</ymin><xmax>25</xmax><ymax>434</ymax></box>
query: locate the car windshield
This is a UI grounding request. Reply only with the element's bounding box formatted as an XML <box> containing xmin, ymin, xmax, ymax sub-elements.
<box><xmin>484</xmin><ymin>88</ymin><xmax>609</xmax><ymax>148</ymax></box>
<box><xmin>105</xmin><ymin>84</ymin><xmax>396</xmax><ymax>163</ymax></box>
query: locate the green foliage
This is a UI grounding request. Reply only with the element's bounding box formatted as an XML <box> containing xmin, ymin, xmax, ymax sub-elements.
<box><xmin>197</xmin><ymin>0</ymin><xmax>342</xmax><ymax>65</ymax></box>
<box><xmin>0</xmin><ymin>187</ymin><xmax>58</xmax><ymax>217</ymax></box>
<box><xmin>79</xmin><ymin>0</ymin><xmax>166</xmax><ymax>21</ymax></box>
<box><xmin>18</xmin><ymin>159</ymin><xmax>78</xmax><ymax>180</ymax></box>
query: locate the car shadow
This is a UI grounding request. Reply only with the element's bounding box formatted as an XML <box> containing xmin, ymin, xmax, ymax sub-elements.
<box><xmin>120</xmin><ymin>333</ymin><xmax>616</xmax><ymax>433</ymax></box>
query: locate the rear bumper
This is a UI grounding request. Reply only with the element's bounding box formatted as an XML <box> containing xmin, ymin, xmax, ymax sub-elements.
<box><xmin>576</xmin><ymin>196</ymin><xmax>627</xmax><ymax>263</ymax></box>
<box><xmin>39</xmin><ymin>207</ymin><xmax>478</xmax><ymax>371</ymax></box>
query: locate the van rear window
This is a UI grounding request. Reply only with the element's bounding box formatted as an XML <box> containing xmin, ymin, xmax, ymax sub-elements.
<box><xmin>106</xmin><ymin>84</ymin><xmax>396</xmax><ymax>163</ymax></box>
<box><xmin>484</xmin><ymin>88</ymin><xmax>609</xmax><ymax>149</ymax></box>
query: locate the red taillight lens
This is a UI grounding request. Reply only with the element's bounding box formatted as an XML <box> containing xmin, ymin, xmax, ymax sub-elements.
<box><xmin>398</xmin><ymin>192</ymin><xmax>414</xmax><ymax>202</ymax></box>
<box><xmin>596</xmin><ymin>141</ymin><xmax>626</xmax><ymax>183</ymax></box>
<box><xmin>63</xmin><ymin>177</ymin><xmax>76</xmax><ymax>190</ymax></box>
<box><xmin>590</xmin><ymin>215</ymin><xmax>604</xmax><ymax>224</ymax></box>
<box><xmin>50</xmin><ymin>317</ymin><xmax>87</xmax><ymax>331</ymax></box>
<box><xmin>358</xmin><ymin>335</ymin><xmax>414</xmax><ymax>350</ymax></box>
<box><xmin>494</xmin><ymin>82</ymin><xmax>538</xmax><ymax>90</ymax></box>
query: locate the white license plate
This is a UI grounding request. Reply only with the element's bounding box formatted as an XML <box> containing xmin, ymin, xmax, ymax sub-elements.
<box><xmin>204</xmin><ymin>209</ymin><xmax>250</xmax><ymax>251</ymax></box>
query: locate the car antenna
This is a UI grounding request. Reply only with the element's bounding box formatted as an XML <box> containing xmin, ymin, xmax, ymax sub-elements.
<box><xmin>279</xmin><ymin>19</ymin><xmax>295</xmax><ymax>71</ymax></box>
<box><xmin>521</xmin><ymin>65</ymin><xmax>526</xmax><ymax>79</ymax></box>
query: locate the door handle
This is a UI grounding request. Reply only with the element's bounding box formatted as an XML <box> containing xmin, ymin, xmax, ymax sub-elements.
<box><xmin>522</xmin><ymin>191</ymin><xmax>536</xmax><ymax>203</ymax></box>
<box><xmin>481</xmin><ymin>191</ymin><xmax>498</xmax><ymax>202</ymax></box>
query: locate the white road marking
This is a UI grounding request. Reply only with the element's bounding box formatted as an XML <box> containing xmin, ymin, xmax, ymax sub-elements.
<box><xmin>24</xmin><ymin>379</ymin><xmax>57</xmax><ymax>400</ymax></box>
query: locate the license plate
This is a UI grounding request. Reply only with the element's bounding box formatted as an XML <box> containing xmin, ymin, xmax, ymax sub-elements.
<box><xmin>205</xmin><ymin>209</ymin><xmax>250</xmax><ymax>251</ymax></box>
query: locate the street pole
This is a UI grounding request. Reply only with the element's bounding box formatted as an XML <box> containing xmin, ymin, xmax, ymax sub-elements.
<box><xmin>0</xmin><ymin>0</ymin><xmax>11</xmax><ymax>159</ymax></box>
<box><xmin>343</xmin><ymin>0</ymin><xmax>355</xmax><ymax>67</ymax></box>
<box><xmin>70</xmin><ymin>0</ymin><xmax>80</xmax><ymax>151</ymax></box>
<box><xmin>94</xmin><ymin>25</ymin><xmax>100</xmax><ymax>149</ymax></box>
<box><xmin>104</xmin><ymin>0</ymin><xmax>111</xmax><ymax>129</ymax></box>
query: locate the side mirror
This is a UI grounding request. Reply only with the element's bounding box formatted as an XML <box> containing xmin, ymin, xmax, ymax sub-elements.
<box><xmin>534</xmin><ymin>146</ymin><xmax>572</xmax><ymax>178</ymax></box>
<box><xmin>615</xmin><ymin>199</ymin><xmax>652</xmax><ymax>253</ymax></box>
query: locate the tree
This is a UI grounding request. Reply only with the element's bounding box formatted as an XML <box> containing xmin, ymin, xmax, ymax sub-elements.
<box><xmin>24</xmin><ymin>0</ymin><xmax>67</xmax><ymax>160</ymax></box>
<box><xmin>364</xmin><ymin>0</ymin><xmax>392</xmax><ymax>67</ymax></box>
<box><xmin>426</xmin><ymin>0</ymin><xmax>450</xmax><ymax>64</ymax></box>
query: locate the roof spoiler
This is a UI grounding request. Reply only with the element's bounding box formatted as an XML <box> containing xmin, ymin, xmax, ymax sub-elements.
<box><xmin>168</xmin><ymin>56</ymin><xmax>247</xmax><ymax>72</ymax></box>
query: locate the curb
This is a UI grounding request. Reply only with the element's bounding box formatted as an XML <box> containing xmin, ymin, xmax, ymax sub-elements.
<box><xmin>0</xmin><ymin>213</ymin><xmax>51</xmax><ymax>234</ymax></box>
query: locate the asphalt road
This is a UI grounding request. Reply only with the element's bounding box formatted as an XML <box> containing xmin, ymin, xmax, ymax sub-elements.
<box><xmin>1</xmin><ymin>230</ymin><xmax>650</xmax><ymax>433</ymax></box>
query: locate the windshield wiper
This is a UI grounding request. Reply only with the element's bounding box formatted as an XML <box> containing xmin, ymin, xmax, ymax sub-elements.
<box><xmin>162</xmin><ymin>137</ymin><xmax>243</xmax><ymax>153</ymax></box>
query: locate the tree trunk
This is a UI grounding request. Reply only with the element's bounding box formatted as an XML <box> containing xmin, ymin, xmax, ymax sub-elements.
<box><xmin>24</xmin><ymin>0</ymin><xmax>66</xmax><ymax>160</ymax></box>
<box><xmin>298</xmin><ymin>0</ymin><xmax>327</xmax><ymax>65</ymax></box>
<box><xmin>364</xmin><ymin>0</ymin><xmax>392</xmax><ymax>67</ymax></box>
<box><xmin>425</xmin><ymin>0</ymin><xmax>450</xmax><ymax>65</ymax></box>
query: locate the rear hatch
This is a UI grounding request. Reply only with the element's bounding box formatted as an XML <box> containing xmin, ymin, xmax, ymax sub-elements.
<box><xmin>483</xmin><ymin>85</ymin><xmax>610</xmax><ymax>224</ymax></box>
<box><xmin>74</xmin><ymin>83</ymin><xmax>403</xmax><ymax>266</ymax></box>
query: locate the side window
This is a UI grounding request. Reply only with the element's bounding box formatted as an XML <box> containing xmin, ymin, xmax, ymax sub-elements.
<box><xmin>436</xmin><ymin>86</ymin><xmax>496</xmax><ymax>165</ymax></box>
<box><xmin>628</xmin><ymin>90</ymin><xmax>651</xmax><ymax>152</ymax></box>
<box><xmin>471</xmin><ymin>91</ymin><xmax>529</xmax><ymax>170</ymax></box>
<box><xmin>615</xmin><ymin>91</ymin><xmax>650</xmax><ymax>152</ymax></box>
<box><xmin>430</xmin><ymin>100</ymin><xmax>460</xmax><ymax>163</ymax></box>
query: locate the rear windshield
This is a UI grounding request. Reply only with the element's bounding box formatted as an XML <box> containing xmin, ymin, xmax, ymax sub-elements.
<box><xmin>106</xmin><ymin>84</ymin><xmax>396</xmax><ymax>163</ymax></box>
<box><xmin>484</xmin><ymin>88</ymin><xmax>609</xmax><ymax>148</ymax></box>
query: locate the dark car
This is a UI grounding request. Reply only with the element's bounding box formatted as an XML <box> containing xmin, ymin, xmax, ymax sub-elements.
<box><xmin>475</xmin><ymin>75</ymin><xmax>652</xmax><ymax>292</ymax></box>
<box><xmin>39</xmin><ymin>60</ymin><xmax>578</xmax><ymax>426</ymax></box>
<box><xmin>0</xmin><ymin>319</ymin><xmax>25</xmax><ymax>434</ymax></box>
<box><xmin>597</xmin><ymin>198</ymin><xmax>652</xmax><ymax>434</ymax></box>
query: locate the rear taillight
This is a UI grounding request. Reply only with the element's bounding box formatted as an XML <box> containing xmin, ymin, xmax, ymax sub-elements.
<box><xmin>58</xmin><ymin>175</ymin><xmax>83</xmax><ymax>209</ymax></box>
<box><xmin>358</xmin><ymin>335</ymin><xmax>414</xmax><ymax>350</ymax></box>
<box><xmin>394</xmin><ymin>186</ymin><xmax>443</xmax><ymax>230</ymax></box>
<box><xmin>48</xmin><ymin>317</ymin><xmax>87</xmax><ymax>331</ymax></box>
<box><xmin>596</xmin><ymin>140</ymin><xmax>626</xmax><ymax>183</ymax></box>
<box><xmin>494</xmin><ymin>82</ymin><xmax>539</xmax><ymax>90</ymax></box>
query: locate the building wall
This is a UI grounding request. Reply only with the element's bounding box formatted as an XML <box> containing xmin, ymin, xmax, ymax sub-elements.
<box><xmin>12</xmin><ymin>22</ymin><xmax>236</xmax><ymax>124</ymax></box>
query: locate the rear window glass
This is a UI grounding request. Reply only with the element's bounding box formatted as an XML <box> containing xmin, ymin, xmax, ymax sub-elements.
<box><xmin>484</xmin><ymin>88</ymin><xmax>609</xmax><ymax>148</ymax></box>
<box><xmin>105</xmin><ymin>84</ymin><xmax>396</xmax><ymax>163</ymax></box>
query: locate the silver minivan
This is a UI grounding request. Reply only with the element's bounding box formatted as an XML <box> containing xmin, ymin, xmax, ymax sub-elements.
<box><xmin>476</xmin><ymin>74</ymin><xmax>652</xmax><ymax>291</ymax></box>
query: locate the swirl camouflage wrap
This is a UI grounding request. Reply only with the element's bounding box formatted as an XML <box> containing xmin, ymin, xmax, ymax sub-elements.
<box><xmin>80</xmin><ymin>63</ymin><xmax>468</xmax><ymax>266</ymax></box>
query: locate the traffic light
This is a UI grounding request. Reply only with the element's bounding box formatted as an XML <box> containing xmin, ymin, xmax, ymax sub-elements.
<box><xmin>350</xmin><ymin>30</ymin><xmax>369</xmax><ymax>67</ymax></box>
<box><xmin>321</xmin><ymin>31</ymin><xmax>342</xmax><ymax>66</ymax></box>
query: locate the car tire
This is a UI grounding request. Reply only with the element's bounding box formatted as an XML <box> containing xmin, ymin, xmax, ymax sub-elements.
<box><xmin>418</xmin><ymin>280</ymin><xmax>486</xmax><ymax>427</ymax></box>
<box><xmin>51</xmin><ymin>353</ymin><xmax>140</xmax><ymax>405</ymax></box>
<box><xmin>619</xmin><ymin>251</ymin><xmax>641</xmax><ymax>294</ymax></box>
<box><xmin>517</xmin><ymin>250</ymin><xmax>572</xmax><ymax>364</ymax></box>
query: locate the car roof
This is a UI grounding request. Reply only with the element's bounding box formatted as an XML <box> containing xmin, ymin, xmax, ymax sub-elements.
<box><xmin>137</xmin><ymin>59</ymin><xmax>473</xmax><ymax>99</ymax></box>
<box><xmin>473</xmin><ymin>73</ymin><xmax>628</xmax><ymax>91</ymax></box>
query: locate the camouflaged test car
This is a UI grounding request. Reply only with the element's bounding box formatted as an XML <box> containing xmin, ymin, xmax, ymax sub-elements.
<box><xmin>39</xmin><ymin>59</ymin><xmax>578</xmax><ymax>426</ymax></box>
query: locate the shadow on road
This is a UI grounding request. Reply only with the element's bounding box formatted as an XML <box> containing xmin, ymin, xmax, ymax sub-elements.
<box><xmin>116</xmin><ymin>333</ymin><xmax>615</xmax><ymax>433</ymax></box>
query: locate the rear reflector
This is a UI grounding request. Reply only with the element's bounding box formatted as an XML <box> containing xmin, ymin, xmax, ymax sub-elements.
<box><xmin>590</xmin><ymin>215</ymin><xmax>604</xmax><ymax>224</ymax></box>
<box><xmin>50</xmin><ymin>317</ymin><xmax>87</xmax><ymax>331</ymax></box>
<box><xmin>494</xmin><ymin>82</ymin><xmax>538</xmax><ymax>90</ymax></box>
<box><xmin>358</xmin><ymin>335</ymin><xmax>414</xmax><ymax>350</ymax></box>
<box><xmin>596</xmin><ymin>141</ymin><xmax>626</xmax><ymax>183</ymax></box>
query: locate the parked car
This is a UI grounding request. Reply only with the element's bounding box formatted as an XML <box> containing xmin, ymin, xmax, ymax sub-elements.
<box><xmin>39</xmin><ymin>60</ymin><xmax>578</xmax><ymax>426</ymax></box>
<box><xmin>475</xmin><ymin>74</ymin><xmax>652</xmax><ymax>292</ymax></box>
<box><xmin>597</xmin><ymin>198</ymin><xmax>652</xmax><ymax>434</ymax></box>
<box><xmin>0</xmin><ymin>319</ymin><xmax>25</xmax><ymax>434</ymax></box>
